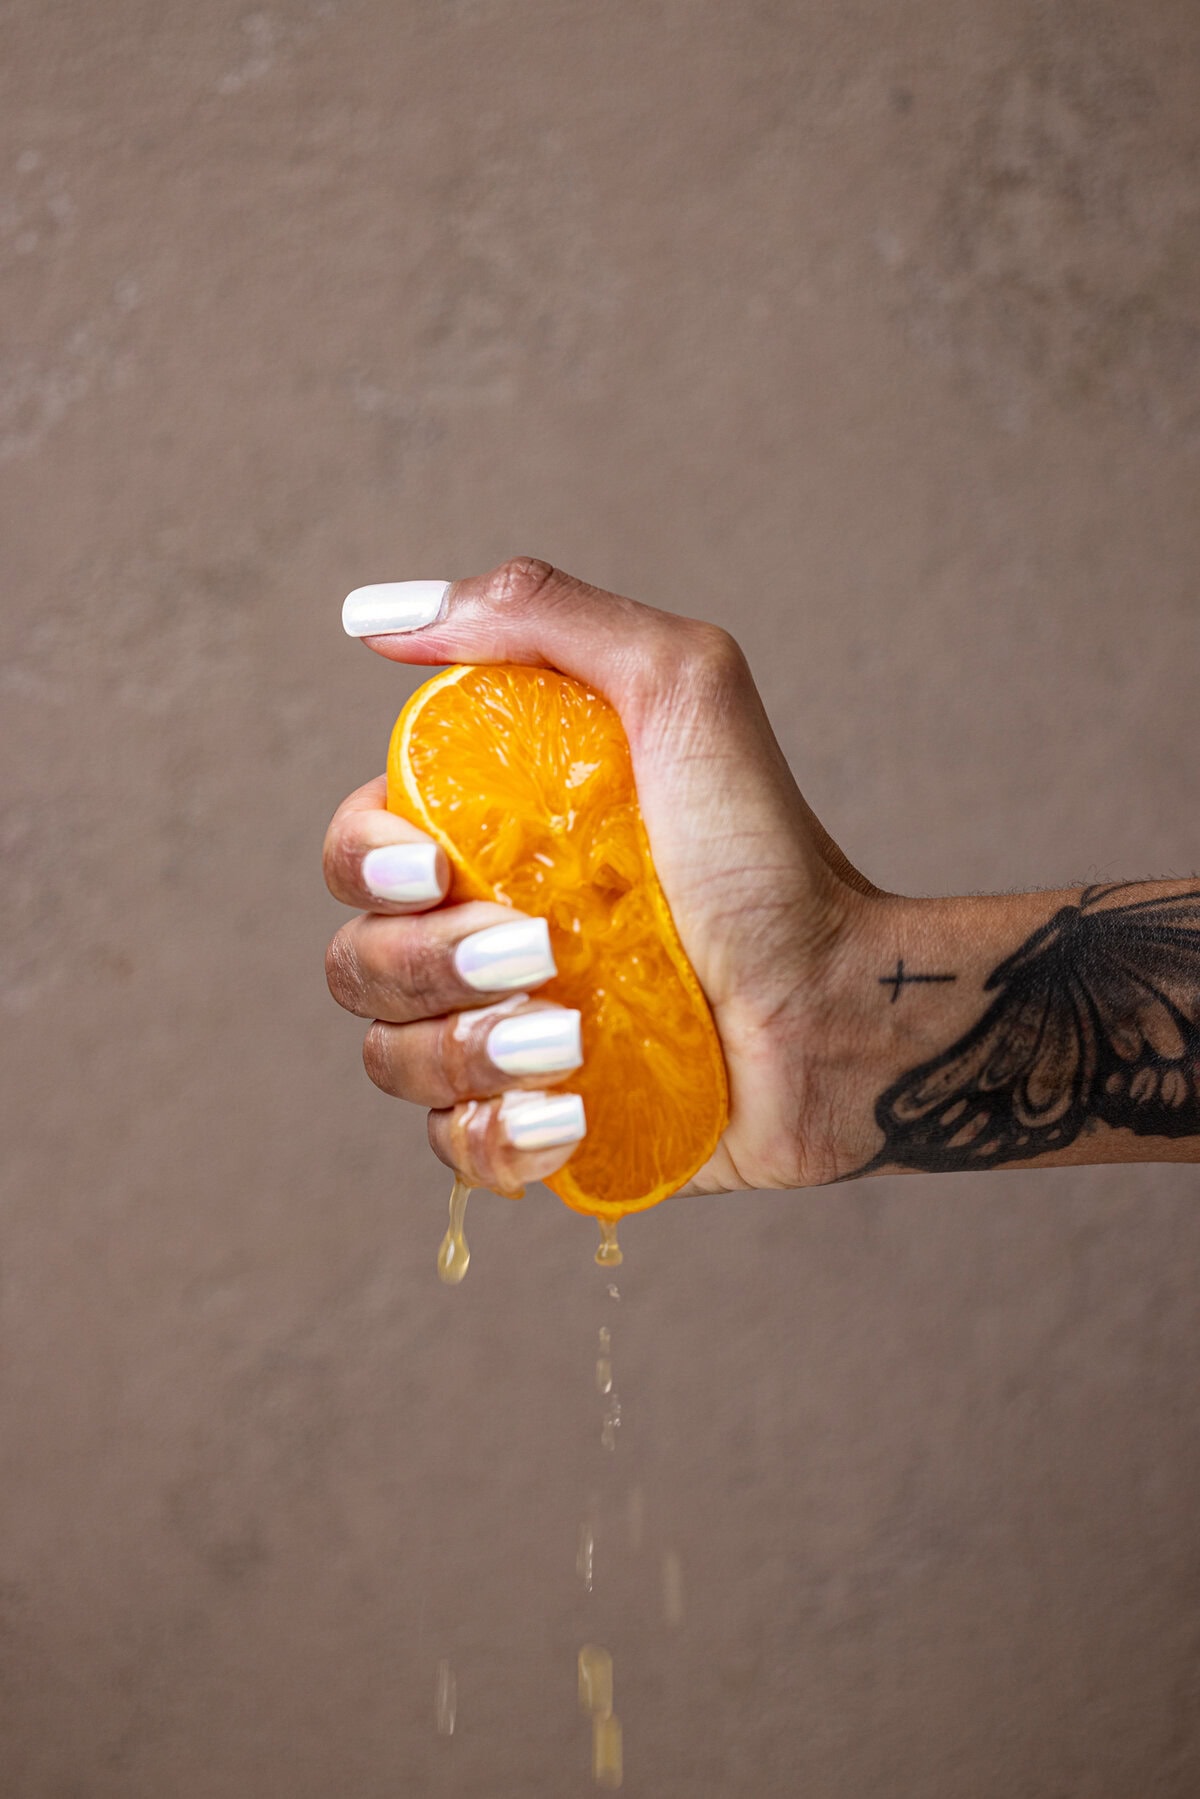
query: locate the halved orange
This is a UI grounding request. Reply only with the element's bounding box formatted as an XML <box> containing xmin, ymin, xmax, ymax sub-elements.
<box><xmin>386</xmin><ymin>664</ymin><xmax>729</xmax><ymax>1219</ymax></box>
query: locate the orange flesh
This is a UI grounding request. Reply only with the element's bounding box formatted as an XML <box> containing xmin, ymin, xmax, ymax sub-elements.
<box><xmin>387</xmin><ymin>664</ymin><xmax>728</xmax><ymax>1218</ymax></box>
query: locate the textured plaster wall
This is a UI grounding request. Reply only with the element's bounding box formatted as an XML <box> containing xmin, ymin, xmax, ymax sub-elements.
<box><xmin>1</xmin><ymin>3</ymin><xmax>1198</xmax><ymax>1794</ymax></box>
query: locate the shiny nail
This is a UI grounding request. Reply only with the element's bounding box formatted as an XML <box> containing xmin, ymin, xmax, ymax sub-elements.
<box><xmin>342</xmin><ymin>580</ymin><xmax>450</xmax><ymax>637</ymax></box>
<box><xmin>499</xmin><ymin>1089</ymin><xmax>586</xmax><ymax>1151</ymax></box>
<box><xmin>454</xmin><ymin>918</ymin><xmax>555</xmax><ymax>992</ymax></box>
<box><xmin>362</xmin><ymin>841</ymin><xmax>444</xmax><ymax>903</ymax></box>
<box><xmin>487</xmin><ymin>1006</ymin><xmax>583</xmax><ymax>1075</ymax></box>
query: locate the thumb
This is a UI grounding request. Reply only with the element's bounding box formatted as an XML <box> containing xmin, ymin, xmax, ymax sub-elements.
<box><xmin>342</xmin><ymin>558</ymin><xmax>866</xmax><ymax>1004</ymax></box>
<box><xmin>344</xmin><ymin>557</ymin><xmax>709</xmax><ymax>716</ymax></box>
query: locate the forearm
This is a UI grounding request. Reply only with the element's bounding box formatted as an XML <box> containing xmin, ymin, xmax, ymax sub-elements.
<box><xmin>814</xmin><ymin>880</ymin><xmax>1200</xmax><ymax>1181</ymax></box>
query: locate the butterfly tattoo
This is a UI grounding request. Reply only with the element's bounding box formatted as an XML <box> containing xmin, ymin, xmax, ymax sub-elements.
<box><xmin>860</xmin><ymin>885</ymin><xmax>1200</xmax><ymax>1174</ymax></box>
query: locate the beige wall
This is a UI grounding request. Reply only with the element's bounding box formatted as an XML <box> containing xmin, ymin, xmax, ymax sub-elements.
<box><xmin>2</xmin><ymin>2</ymin><xmax>1199</xmax><ymax>1793</ymax></box>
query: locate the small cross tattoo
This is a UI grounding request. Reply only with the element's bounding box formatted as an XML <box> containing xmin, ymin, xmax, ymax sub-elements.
<box><xmin>880</xmin><ymin>958</ymin><xmax>958</xmax><ymax>1003</ymax></box>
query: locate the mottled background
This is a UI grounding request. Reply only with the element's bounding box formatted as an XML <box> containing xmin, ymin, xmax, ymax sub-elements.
<box><xmin>2</xmin><ymin>2</ymin><xmax>1199</xmax><ymax>1794</ymax></box>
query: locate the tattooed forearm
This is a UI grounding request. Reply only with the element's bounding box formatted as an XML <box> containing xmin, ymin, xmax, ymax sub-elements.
<box><xmin>854</xmin><ymin>883</ymin><xmax>1200</xmax><ymax>1176</ymax></box>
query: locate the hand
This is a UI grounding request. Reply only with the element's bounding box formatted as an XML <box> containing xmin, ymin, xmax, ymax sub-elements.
<box><xmin>324</xmin><ymin>557</ymin><xmax>879</xmax><ymax>1198</ymax></box>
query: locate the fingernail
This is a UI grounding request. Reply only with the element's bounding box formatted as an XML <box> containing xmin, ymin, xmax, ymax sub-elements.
<box><xmin>487</xmin><ymin>1006</ymin><xmax>583</xmax><ymax>1076</ymax></box>
<box><xmin>455</xmin><ymin>918</ymin><xmax>555</xmax><ymax>992</ymax></box>
<box><xmin>342</xmin><ymin>580</ymin><xmax>450</xmax><ymax>637</ymax></box>
<box><xmin>362</xmin><ymin>841</ymin><xmax>445</xmax><ymax>903</ymax></box>
<box><xmin>499</xmin><ymin>1089</ymin><xmax>586</xmax><ymax>1151</ymax></box>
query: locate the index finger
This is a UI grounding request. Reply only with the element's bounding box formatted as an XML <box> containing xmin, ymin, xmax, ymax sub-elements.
<box><xmin>323</xmin><ymin>774</ymin><xmax>450</xmax><ymax>912</ymax></box>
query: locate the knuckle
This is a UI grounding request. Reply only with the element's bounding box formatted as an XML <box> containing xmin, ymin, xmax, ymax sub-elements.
<box><xmin>683</xmin><ymin>621</ymin><xmax>747</xmax><ymax>687</ymax></box>
<box><xmin>623</xmin><ymin>620</ymin><xmax>747</xmax><ymax>728</ymax></box>
<box><xmin>487</xmin><ymin>555</ymin><xmax>558</xmax><ymax>611</ymax></box>
<box><xmin>367</xmin><ymin>1019</ymin><xmax>460</xmax><ymax>1107</ymax></box>
<box><xmin>386</xmin><ymin>925</ymin><xmax>449</xmax><ymax>1019</ymax></box>
<box><xmin>322</xmin><ymin>819</ymin><xmax>360</xmax><ymax>902</ymax></box>
<box><xmin>361</xmin><ymin>1022</ymin><xmax>394</xmax><ymax>1092</ymax></box>
<box><xmin>325</xmin><ymin>929</ymin><xmax>364</xmax><ymax>1012</ymax></box>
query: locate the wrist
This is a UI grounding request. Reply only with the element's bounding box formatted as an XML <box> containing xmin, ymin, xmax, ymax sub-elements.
<box><xmin>791</xmin><ymin>886</ymin><xmax>1089</xmax><ymax>1183</ymax></box>
<box><xmin>788</xmin><ymin>887</ymin><xmax>922</xmax><ymax>1183</ymax></box>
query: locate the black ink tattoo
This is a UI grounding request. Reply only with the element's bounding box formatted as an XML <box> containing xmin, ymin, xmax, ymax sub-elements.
<box><xmin>879</xmin><ymin>958</ymin><xmax>958</xmax><ymax>1003</ymax></box>
<box><xmin>859</xmin><ymin>884</ymin><xmax>1200</xmax><ymax>1174</ymax></box>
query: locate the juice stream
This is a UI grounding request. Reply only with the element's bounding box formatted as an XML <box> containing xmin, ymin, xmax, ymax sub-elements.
<box><xmin>577</xmin><ymin>1263</ymin><xmax>624</xmax><ymax>1786</ymax></box>
<box><xmin>435</xmin><ymin>1183</ymin><xmax>628</xmax><ymax>1785</ymax></box>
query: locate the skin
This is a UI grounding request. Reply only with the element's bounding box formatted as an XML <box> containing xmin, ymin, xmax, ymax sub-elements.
<box><xmin>324</xmin><ymin>558</ymin><xmax>1200</xmax><ymax>1196</ymax></box>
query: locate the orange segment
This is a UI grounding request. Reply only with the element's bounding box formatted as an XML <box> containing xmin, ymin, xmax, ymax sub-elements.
<box><xmin>386</xmin><ymin>664</ymin><xmax>728</xmax><ymax>1218</ymax></box>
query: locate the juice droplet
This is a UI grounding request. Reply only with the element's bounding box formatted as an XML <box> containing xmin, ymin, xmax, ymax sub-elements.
<box><xmin>596</xmin><ymin>1325</ymin><xmax>613</xmax><ymax>1394</ymax></box>
<box><xmin>595</xmin><ymin>1219</ymin><xmax>623</xmax><ymax>1267</ymax></box>
<box><xmin>434</xmin><ymin>1657</ymin><xmax>457</xmax><ymax>1735</ymax></box>
<box><xmin>592</xmin><ymin>1712</ymin><xmax>623</xmax><ymax>1787</ymax></box>
<box><xmin>437</xmin><ymin>1177</ymin><xmax>472</xmax><ymax>1285</ymax></box>
<box><xmin>576</xmin><ymin>1519</ymin><xmax>595</xmax><ymax>1592</ymax></box>
<box><xmin>578</xmin><ymin>1643</ymin><xmax>613</xmax><ymax>1718</ymax></box>
<box><xmin>596</xmin><ymin>1323</ymin><xmax>621</xmax><ymax>1449</ymax></box>
<box><xmin>600</xmin><ymin>1394</ymin><xmax>621</xmax><ymax>1452</ymax></box>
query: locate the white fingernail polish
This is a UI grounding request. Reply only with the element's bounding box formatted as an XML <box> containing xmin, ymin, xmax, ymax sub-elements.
<box><xmin>362</xmin><ymin>842</ymin><xmax>444</xmax><ymax>902</ymax></box>
<box><xmin>455</xmin><ymin>918</ymin><xmax>555</xmax><ymax>992</ymax></box>
<box><xmin>487</xmin><ymin>1007</ymin><xmax>583</xmax><ymax>1075</ymax></box>
<box><xmin>342</xmin><ymin>580</ymin><xmax>450</xmax><ymax>637</ymax></box>
<box><xmin>499</xmin><ymin>1089</ymin><xmax>586</xmax><ymax>1150</ymax></box>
